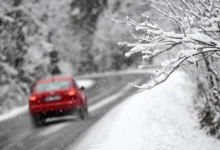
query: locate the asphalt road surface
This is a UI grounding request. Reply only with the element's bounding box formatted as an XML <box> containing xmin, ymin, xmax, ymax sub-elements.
<box><xmin>0</xmin><ymin>74</ymin><xmax>149</xmax><ymax>150</ymax></box>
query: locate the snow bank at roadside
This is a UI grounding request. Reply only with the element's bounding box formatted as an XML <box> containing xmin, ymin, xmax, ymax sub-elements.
<box><xmin>71</xmin><ymin>71</ymin><xmax>220</xmax><ymax>150</ymax></box>
<box><xmin>0</xmin><ymin>105</ymin><xmax>28</xmax><ymax>122</ymax></box>
<box><xmin>76</xmin><ymin>79</ymin><xmax>95</xmax><ymax>89</ymax></box>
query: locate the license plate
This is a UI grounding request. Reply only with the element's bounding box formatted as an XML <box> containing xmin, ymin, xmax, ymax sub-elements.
<box><xmin>45</xmin><ymin>96</ymin><xmax>61</xmax><ymax>102</ymax></box>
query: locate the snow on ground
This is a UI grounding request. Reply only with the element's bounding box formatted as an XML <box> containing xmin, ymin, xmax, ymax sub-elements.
<box><xmin>0</xmin><ymin>105</ymin><xmax>28</xmax><ymax>122</ymax></box>
<box><xmin>76</xmin><ymin>79</ymin><xmax>95</xmax><ymax>89</ymax></box>
<box><xmin>71</xmin><ymin>71</ymin><xmax>220</xmax><ymax>150</ymax></box>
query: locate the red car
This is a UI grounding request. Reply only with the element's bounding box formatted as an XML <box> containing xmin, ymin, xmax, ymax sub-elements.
<box><xmin>29</xmin><ymin>76</ymin><xmax>88</xmax><ymax>127</ymax></box>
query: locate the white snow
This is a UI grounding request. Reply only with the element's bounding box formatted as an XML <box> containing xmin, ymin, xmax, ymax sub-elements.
<box><xmin>71</xmin><ymin>71</ymin><xmax>220</xmax><ymax>150</ymax></box>
<box><xmin>76</xmin><ymin>79</ymin><xmax>95</xmax><ymax>89</ymax></box>
<box><xmin>37</xmin><ymin>123</ymin><xmax>68</xmax><ymax>137</ymax></box>
<box><xmin>57</xmin><ymin>61</ymin><xmax>74</xmax><ymax>76</ymax></box>
<box><xmin>88</xmin><ymin>79</ymin><xmax>141</xmax><ymax>112</ymax></box>
<box><xmin>0</xmin><ymin>62</ymin><xmax>18</xmax><ymax>75</ymax></box>
<box><xmin>0</xmin><ymin>105</ymin><xmax>28</xmax><ymax>122</ymax></box>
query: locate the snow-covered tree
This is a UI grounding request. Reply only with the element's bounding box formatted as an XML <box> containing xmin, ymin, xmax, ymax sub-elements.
<box><xmin>0</xmin><ymin>1</ymin><xmax>57</xmax><ymax>112</ymax></box>
<box><xmin>92</xmin><ymin>0</ymin><xmax>153</xmax><ymax>72</ymax></box>
<box><xmin>121</xmin><ymin>0</ymin><xmax>220</xmax><ymax>138</ymax></box>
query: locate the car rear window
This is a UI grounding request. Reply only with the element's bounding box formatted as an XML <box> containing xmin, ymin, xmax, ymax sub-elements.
<box><xmin>35</xmin><ymin>80</ymin><xmax>70</xmax><ymax>92</ymax></box>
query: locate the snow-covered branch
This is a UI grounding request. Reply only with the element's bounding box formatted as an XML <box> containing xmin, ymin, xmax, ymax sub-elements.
<box><xmin>122</xmin><ymin>0</ymin><xmax>220</xmax><ymax>89</ymax></box>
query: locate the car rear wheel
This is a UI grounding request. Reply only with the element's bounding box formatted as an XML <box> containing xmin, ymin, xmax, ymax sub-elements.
<box><xmin>77</xmin><ymin>106</ymin><xmax>88</xmax><ymax>120</ymax></box>
<box><xmin>70</xmin><ymin>106</ymin><xmax>88</xmax><ymax>120</ymax></box>
<box><xmin>79</xmin><ymin>106</ymin><xmax>86</xmax><ymax>120</ymax></box>
<box><xmin>30</xmin><ymin>114</ymin><xmax>46</xmax><ymax>127</ymax></box>
<box><xmin>84</xmin><ymin>107</ymin><xmax>89</xmax><ymax>117</ymax></box>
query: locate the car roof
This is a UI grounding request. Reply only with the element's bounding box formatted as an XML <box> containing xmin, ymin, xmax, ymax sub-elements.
<box><xmin>36</xmin><ymin>76</ymin><xmax>73</xmax><ymax>84</ymax></box>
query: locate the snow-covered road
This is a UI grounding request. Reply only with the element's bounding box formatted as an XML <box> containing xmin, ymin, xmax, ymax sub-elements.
<box><xmin>71</xmin><ymin>72</ymin><xmax>220</xmax><ymax>150</ymax></box>
<box><xmin>0</xmin><ymin>74</ymin><xmax>149</xmax><ymax>150</ymax></box>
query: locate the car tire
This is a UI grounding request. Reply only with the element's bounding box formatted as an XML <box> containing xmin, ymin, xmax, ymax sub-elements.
<box><xmin>79</xmin><ymin>106</ymin><xmax>86</xmax><ymax>120</ymax></box>
<box><xmin>85</xmin><ymin>107</ymin><xmax>89</xmax><ymax>117</ymax></box>
<box><xmin>30</xmin><ymin>114</ymin><xmax>45</xmax><ymax>127</ymax></box>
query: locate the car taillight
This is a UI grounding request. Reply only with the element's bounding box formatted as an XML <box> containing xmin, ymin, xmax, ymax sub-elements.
<box><xmin>29</xmin><ymin>95</ymin><xmax>37</xmax><ymax>102</ymax></box>
<box><xmin>68</xmin><ymin>90</ymin><xmax>76</xmax><ymax>96</ymax></box>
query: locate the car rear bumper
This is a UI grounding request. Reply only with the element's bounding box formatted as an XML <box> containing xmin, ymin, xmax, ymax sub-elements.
<box><xmin>29</xmin><ymin>100</ymin><xmax>79</xmax><ymax>114</ymax></box>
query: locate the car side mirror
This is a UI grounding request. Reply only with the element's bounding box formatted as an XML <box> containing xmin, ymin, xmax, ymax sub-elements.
<box><xmin>80</xmin><ymin>86</ymin><xmax>85</xmax><ymax>90</ymax></box>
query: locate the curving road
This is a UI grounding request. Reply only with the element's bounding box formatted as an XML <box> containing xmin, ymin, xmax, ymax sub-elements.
<box><xmin>0</xmin><ymin>74</ymin><xmax>149</xmax><ymax>150</ymax></box>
